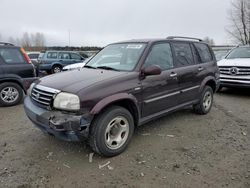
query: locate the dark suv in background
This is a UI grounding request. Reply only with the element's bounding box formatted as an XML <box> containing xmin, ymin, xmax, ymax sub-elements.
<box><xmin>38</xmin><ymin>51</ymin><xmax>85</xmax><ymax>74</ymax></box>
<box><xmin>24</xmin><ymin>37</ymin><xmax>219</xmax><ymax>157</ymax></box>
<box><xmin>0</xmin><ymin>42</ymin><xmax>37</xmax><ymax>106</ymax></box>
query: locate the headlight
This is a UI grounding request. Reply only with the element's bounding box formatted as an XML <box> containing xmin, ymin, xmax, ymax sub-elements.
<box><xmin>53</xmin><ymin>92</ymin><xmax>80</xmax><ymax>111</ymax></box>
<box><xmin>27</xmin><ymin>83</ymin><xmax>35</xmax><ymax>96</ymax></box>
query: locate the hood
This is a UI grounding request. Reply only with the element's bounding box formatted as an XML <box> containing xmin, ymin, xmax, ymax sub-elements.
<box><xmin>37</xmin><ymin>68</ymin><xmax>127</xmax><ymax>93</ymax></box>
<box><xmin>217</xmin><ymin>58</ymin><xmax>250</xmax><ymax>67</ymax></box>
<box><xmin>63</xmin><ymin>62</ymin><xmax>86</xmax><ymax>70</ymax></box>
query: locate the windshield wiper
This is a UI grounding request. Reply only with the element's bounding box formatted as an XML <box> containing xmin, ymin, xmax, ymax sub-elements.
<box><xmin>84</xmin><ymin>65</ymin><xmax>96</xmax><ymax>69</ymax></box>
<box><xmin>96</xmin><ymin>66</ymin><xmax>119</xmax><ymax>71</ymax></box>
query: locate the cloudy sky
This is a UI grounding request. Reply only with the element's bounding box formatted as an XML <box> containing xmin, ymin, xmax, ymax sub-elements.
<box><xmin>0</xmin><ymin>0</ymin><xmax>232</xmax><ymax>47</ymax></box>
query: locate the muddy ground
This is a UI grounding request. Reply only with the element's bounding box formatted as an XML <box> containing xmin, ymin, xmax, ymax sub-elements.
<box><xmin>0</xmin><ymin>88</ymin><xmax>249</xmax><ymax>188</ymax></box>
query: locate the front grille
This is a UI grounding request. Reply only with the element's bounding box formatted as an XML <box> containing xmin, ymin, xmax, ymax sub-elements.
<box><xmin>219</xmin><ymin>66</ymin><xmax>250</xmax><ymax>75</ymax></box>
<box><xmin>31</xmin><ymin>85</ymin><xmax>60</xmax><ymax>108</ymax></box>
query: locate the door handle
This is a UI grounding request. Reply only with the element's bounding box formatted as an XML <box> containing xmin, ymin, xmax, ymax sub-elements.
<box><xmin>198</xmin><ymin>67</ymin><xmax>204</xmax><ymax>71</ymax></box>
<box><xmin>170</xmin><ymin>72</ymin><xmax>178</xmax><ymax>77</ymax></box>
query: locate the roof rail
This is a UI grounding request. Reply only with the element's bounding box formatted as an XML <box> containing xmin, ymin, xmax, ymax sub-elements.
<box><xmin>166</xmin><ymin>36</ymin><xmax>203</xmax><ymax>42</ymax></box>
<box><xmin>0</xmin><ymin>42</ymin><xmax>14</xmax><ymax>46</ymax></box>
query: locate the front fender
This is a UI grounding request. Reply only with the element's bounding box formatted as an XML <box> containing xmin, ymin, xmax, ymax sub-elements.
<box><xmin>90</xmin><ymin>93</ymin><xmax>139</xmax><ymax>115</ymax></box>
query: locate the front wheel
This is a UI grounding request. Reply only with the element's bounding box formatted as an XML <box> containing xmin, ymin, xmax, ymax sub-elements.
<box><xmin>193</xmin><ymin>86</ymin><xmax>213</xmax><ymax>115</ymax></box>
<box><xmin>89</xmin><ymin>106</ymin><xmax>134</xmax><ymax>157</ymax></box>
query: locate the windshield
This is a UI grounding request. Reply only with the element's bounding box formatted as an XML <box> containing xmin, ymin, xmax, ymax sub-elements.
<box><xmin>85</xmin><ymin>43</ymin><xmax>146</xmax><ymax>71</ymax></box>
<box><xmin>226</xmin><ymin>47</ymin><xmax>250</xmax><ymax>59</ymax></box>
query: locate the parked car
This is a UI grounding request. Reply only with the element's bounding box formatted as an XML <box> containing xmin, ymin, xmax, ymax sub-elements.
<box><xmin>27</xmin><ymin>51</ymin><xmax>40</xmax><ymax>66</ymax></box>
<box><xmin>0</xmin><ymin>42</ymin><xmax>37</xmax><ymax>106</ymax></box>
<box><xmin>27</xmin><ymin>51</ymin><xmax>40</xmax><ymax>75</ymax></box>
<box><xmin>62</xmin><ymin>56</ymin><xmax>92</xmax><ymax>71</ymax></box>
<box><xmin>24</xmin><ymin>37</ymin><xmax>219</xmax><ymax>156</ymax></box>
<box><xmin>38</xmin><ymin>51</ymin><xmax>85</xmax><ymax>74</ymax></box>
<box><xmin>214</xmin><ymin>50</ymin><xmax>229</xmax><ymax>61</ymax></box>
<box><xmin>217</xmin><ymin>45</ymin><xmax>250</xmax><ymax>90</ymax></box>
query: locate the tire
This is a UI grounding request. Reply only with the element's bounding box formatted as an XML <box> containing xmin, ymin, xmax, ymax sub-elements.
<box><xmin>0</xmin><ymin>82</ymin><xmax>23</xmax><ymax>107</ymax></box>
<box><xmin>52</xmin><ymin>65</ymin><xmax>62</xmax><ymax>74</ymax></box>
<box><xmin>193</xmin><ymin>86</ymin><xmax>213</xmax><ymax>115</ymax></box>
<box><xmin>89</xmin><ymin>106</ymin><xmax>134</xmax><ymax>157</ymax></box>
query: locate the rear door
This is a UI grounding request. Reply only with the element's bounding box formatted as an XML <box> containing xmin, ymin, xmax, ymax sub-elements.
<box><xmin>58</xmin><ymin>52</ymin><xmax>71</xmax><ymax>66</ymax></box>
<box><xmin>171</xmin><ymin>42</ymin><xmax>199</xmax><ymax>104</ymax></box>
<box><xmin>0</xmin><ymin>47</ymin><xmax>35</xmax><ymax>78</ymax></box>
<box><xmin>141</xmin><ymin>42</ymin><xmax>180</xmax><ymax>117</ymax></box>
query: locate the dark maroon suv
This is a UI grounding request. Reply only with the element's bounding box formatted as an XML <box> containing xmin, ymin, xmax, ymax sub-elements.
<box><xmin>24</xmin><ymin>37</ymin><xmax>220</xmax><ymax>157</ymax></box>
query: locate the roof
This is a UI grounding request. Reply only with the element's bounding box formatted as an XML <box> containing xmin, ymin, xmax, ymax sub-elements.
<box><xmin>114</xmin><ymin>36</ymin><xmax>205</xmax><ymax>44</ymax></box>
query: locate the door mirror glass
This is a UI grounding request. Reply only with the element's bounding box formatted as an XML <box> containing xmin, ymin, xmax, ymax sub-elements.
<box><xmin>143</xmin><ymin>65</ymin><xmax>162</xmax><ymax>76</ymax></box>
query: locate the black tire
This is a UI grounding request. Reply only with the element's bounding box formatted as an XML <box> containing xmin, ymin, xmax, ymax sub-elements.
<box><xmin>193</xmin><ymin>86</ymin><xmax>213</xmax><ymax>115</ymax></box>
<box><xmin>89</xmin><ymin>106</ymin><xmax>134</xmax><ymax>157</ymax></box>
<box><xmin>51</xmin><ymin>65</ymin><xmax>62</xmax><ymax>74</ymax></box>
<box><xmin>0</xmin><ymin>82</ymin><xmax>23</xmax><ymax>107</ymax></box>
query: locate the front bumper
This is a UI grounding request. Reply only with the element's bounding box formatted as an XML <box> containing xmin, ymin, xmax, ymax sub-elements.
<box><xmin>220</xmin><ymin>78</ymin><xmax>250</xmax><ymax>88</ymax></box>
<box><xmin>24</xmin><ymin>96</ymin><xmax>91</xmax><ymax>141</ymax></box>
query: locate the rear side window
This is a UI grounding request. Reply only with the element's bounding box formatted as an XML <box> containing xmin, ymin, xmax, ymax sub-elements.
<box><xmin>70</xmin><ymin>53</ymin><xmax>81</xmax><ymax>60</ymax></box>
<box><xmin>194</xmin><ymin>43</ymin><xmax>213</xmax><ymax>63</ymax></box>
<box><xmin>58</xmin><ymin>52</ymin><xmax>70</xmax><ymax>59</ymax></box>
<box><xmin>47</xmin><ymin>52</ymin><xmax>58</xmax><ymax>59</ymax></box>
<box><xmin>0</xmin><ymin>48</ymin><xmax>25</xmax><ymax>64</ymax></box>
<box><xmin>172</xmin><ymin>42</ymin><xmax>195</xmax><ymax>67</ymax></box>
<box><xmin>144</xmin><ymin>43</ymin><xmax>174</xmax><ymax>70</ymax></box>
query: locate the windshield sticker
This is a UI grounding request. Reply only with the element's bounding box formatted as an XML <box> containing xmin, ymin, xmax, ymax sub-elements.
<box><xmin>127</xmin><ymin>44</ymin><xmax>143</xmax><ymax>49</ymax></box>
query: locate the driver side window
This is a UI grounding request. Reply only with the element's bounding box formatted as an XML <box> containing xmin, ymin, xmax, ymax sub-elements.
<box><xmin>144</xmin><ymin>43</ymin><xmax>173</xmax><ymax>70</ymax></box>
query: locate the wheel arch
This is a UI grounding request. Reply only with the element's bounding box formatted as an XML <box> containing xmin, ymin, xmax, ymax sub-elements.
<box><xmin>200</xmin><ymin>76</ymin><xmax>217</xmax><ymax>93</ymax></box>
<box><xmin>0</xmin><ymin>78</ymin><xmax>25</xmax><ymax>93</ymax></box>
<box><xmin>90</xmin><ymin>93</ymin><xmax>140</xmax><ymax>126</ymax></box>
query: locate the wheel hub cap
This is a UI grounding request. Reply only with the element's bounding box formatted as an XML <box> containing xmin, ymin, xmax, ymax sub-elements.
<box><xmin>105</xmin><ymin>116</ymin><xmax>129</xmax><ymax>150</ymax></box>
<box><xmin>203</xmin><ymin>91</ymin><xmax>212</xmax><ymax>111</ymax></box>
<box><xmin>0</xmin><ymin>87</ymin><xmax>19</xmax><ymax>103</ymax></box>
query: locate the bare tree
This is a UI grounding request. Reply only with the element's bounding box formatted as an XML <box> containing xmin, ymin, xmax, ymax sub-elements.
<box><xmin>21</xmin><ymin>32</ymin><xmax>32</xmax><ymax>47</ymax></box>
<box><xmin>227</xmin><ymin>0</ymin><xmax>250</xmax><ymax>45</ymax></box>
<box><xmin>0</xmin><ymin>33</ymin><xmax>2</xmax><ymax>41</ymax></box>
<box><xmin>203</xmin><ymin>37</ymin><xmax>215</xmax><ymax>46</ymax></box>
<box><xmin>33</xmin><ymin>32</ymin><xmax>46</xmax><ymax>47</ymax></box>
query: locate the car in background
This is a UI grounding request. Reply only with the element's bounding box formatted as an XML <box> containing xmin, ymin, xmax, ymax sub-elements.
<box><xmin>38</xmin><ymin>51</ymin><xmax>85</xmax><ymax>74</ymax></box>
<box><xmin>214</xmin><ymin>50</ymin><xmax>229</xmax><ymax>61</ymax></box>
<box><xmin>27</xmin><ymin>51</ymin><xmax>40</xmax><ymax>75</ymax></box>
<box><xmin>24</xmin><ymin>37</ymin><xmax>219</xmax><ymax>156</ymax></box>
<box><xmin>27</xmin><ymin>51</ymin><xmax>40</xmax><ymax>65</ymax></box>
<box><xmin>62</xmin><ymin>56</ymin><xmax>92</xmax><ymax>71</ymax></box>
<box><xmin>0</xmin><ymin>42</ymin><xmax>37</xmax><ymax>106</ymax></box>
<box><xmin>217</xmin><ymin>45</ymin><xmax>250</xmax><ymax>90</ymax></box>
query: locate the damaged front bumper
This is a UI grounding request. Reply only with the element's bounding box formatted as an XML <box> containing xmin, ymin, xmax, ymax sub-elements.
<box><xmin>24</xmin><ymin>96</ymin><xmax>91</xmax><ymax>141</ymax></box>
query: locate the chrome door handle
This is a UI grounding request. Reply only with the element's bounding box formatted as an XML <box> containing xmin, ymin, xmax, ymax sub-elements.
<box><xmin>170</xmin><ymin>72</ymin><xmax>178</xmax><ymax>77</ymax></box>
<box><xmin>198</xmin><ymin>67</ymin><xmax>204</xmax><ymax>71</ymax></box>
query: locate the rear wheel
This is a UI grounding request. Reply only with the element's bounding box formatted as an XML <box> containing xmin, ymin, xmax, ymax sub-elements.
<box><xmin>89</xmin><ymin>106</ymin><xmax>134</xmax><ymax>157</ymax></box>
<box><xmin>0</xmin><ymin>82</ymin><xmax>23</xmax><ymax>107</ymax></box>
<box><xmin>52</xmin><ymin>65</ymin><xmax>62</xmax><ymax>74</ymax></box>
<box><xmin>193</xmin><ymin>86</ymin><xmax>213</xmax><ymax>115</ymax></box>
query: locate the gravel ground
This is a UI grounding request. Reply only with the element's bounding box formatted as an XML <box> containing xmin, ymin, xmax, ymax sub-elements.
<box><xmin>0</xmin><ymin>88</ymin><xmax>249</xmax><ymax>188</ymax></box>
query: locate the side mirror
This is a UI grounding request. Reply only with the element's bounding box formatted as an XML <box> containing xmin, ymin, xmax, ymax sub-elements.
<box><xmin>142</xmin><ymin>64</ymin><xmax>162</xmax><ymax>76</ymax></box>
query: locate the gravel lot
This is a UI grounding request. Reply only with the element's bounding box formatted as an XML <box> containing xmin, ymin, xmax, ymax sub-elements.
<box><xmin>0</xmin><ymin>88</ymin><xmax>249</xmax><ymax>188</ymax></box>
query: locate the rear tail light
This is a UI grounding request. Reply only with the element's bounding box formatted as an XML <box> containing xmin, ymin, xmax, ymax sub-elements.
<box><xmin>20</xmin><ymin>48</ymin><xmax>32</xmax><ymax>64</ymax></box>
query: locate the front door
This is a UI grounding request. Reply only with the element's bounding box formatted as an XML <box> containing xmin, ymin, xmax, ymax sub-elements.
<box><xmin>141</xmin><ymin>42</ymin><xmax>180</xmax><ymax>117</ymax></box>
